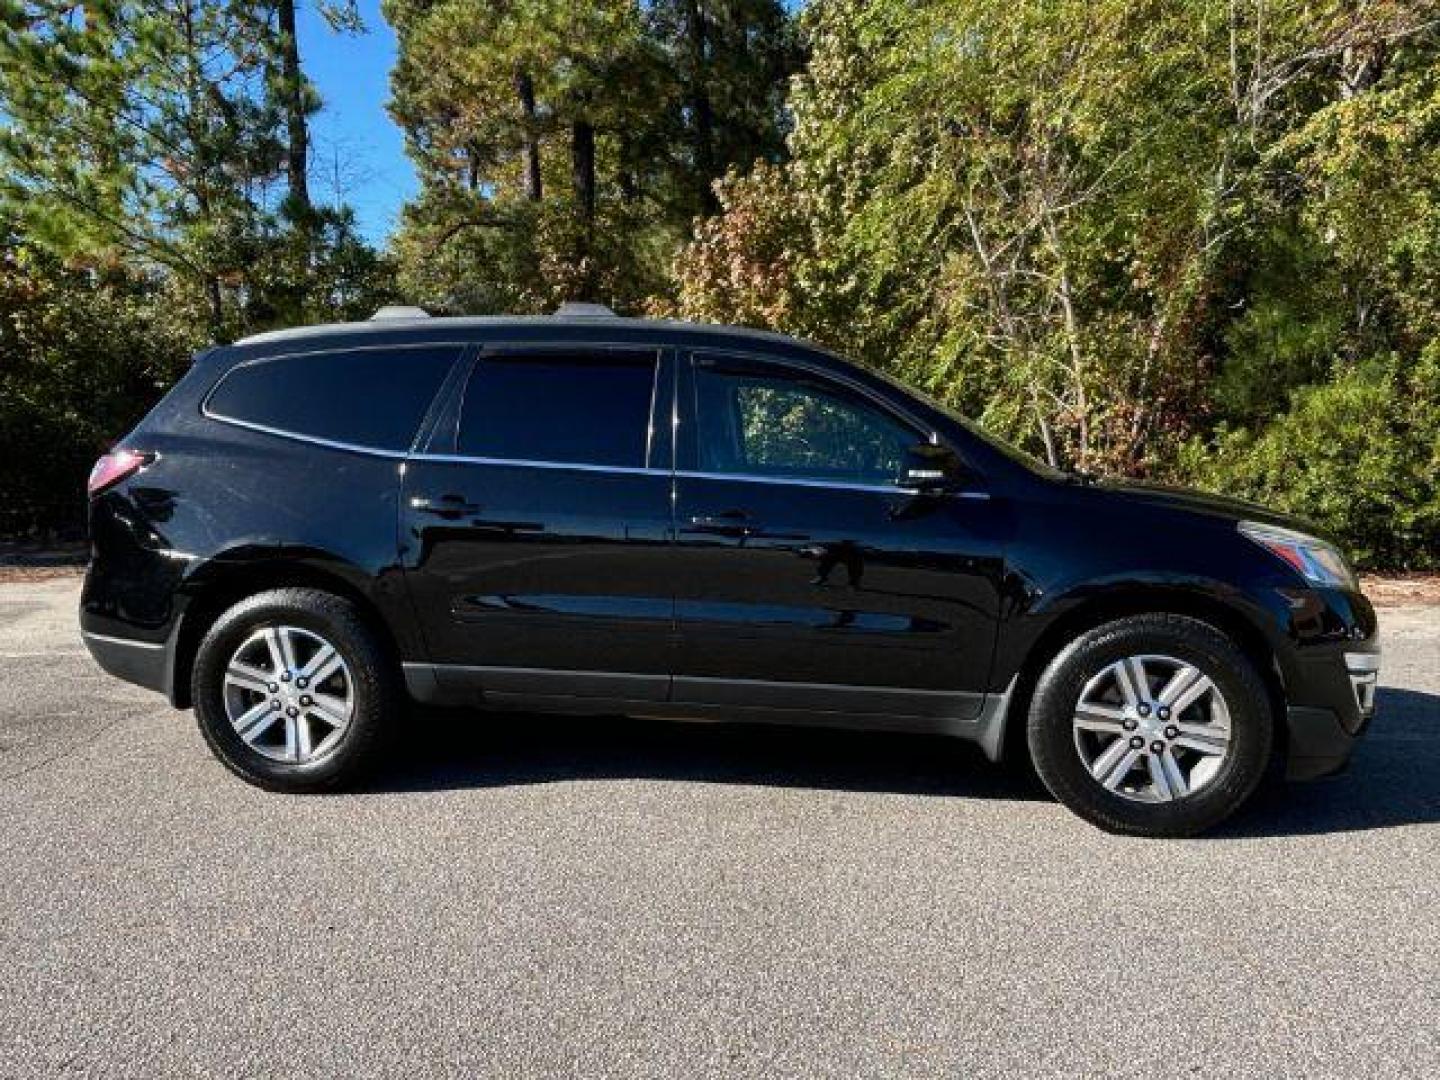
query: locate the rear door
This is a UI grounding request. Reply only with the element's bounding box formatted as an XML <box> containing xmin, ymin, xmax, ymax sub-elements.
<box><xmin>400</xmin><ymin>344</ymin><xmax>675</xmax><ymax>703</ymax></box>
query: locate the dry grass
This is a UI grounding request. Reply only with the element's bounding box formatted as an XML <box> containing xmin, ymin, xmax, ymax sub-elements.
<box><xmin>1359</xmin><ymin>573</ymin><xmax>1440</xmax><ymax>608</ymax></box>
<box><xmin>0</xmin><ymin>565</ymin><xmax>84</xmax><ymax>584</ymax></box>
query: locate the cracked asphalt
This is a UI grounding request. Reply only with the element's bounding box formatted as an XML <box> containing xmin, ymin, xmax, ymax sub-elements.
<box><xmin>2</xmin><ymin>577</ymin><xmax>1437</xmax><ymax>1078</ymax></box>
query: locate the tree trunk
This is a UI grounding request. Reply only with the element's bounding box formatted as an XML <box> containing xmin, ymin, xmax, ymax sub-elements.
<box><xmin>571</xmin><ymin>117</ymin><xmax>596</xmax><ymax>297</ymax></box>
<box><xmin>572</xmin><ymin>120</ymin><xmax>596</xmax><ymax>221</ymax></box>
<box><xmin>684</xmin><ymin>0</ymin><xmax>718</xmax><ymax>215</ymax></box>
<box><xmin>514</xmin><ymin>65</ymin><xmax>542</xmax><ymax>201</ymax></box>
<box><xmin>205</xmin><ymin>276</ymin><xmax>224</xmax><ymax>340</ymax></box>
<box><xmin>277</xmin><ymin>0</ymin><xmax>311</xmax><ymax>218</ymax></box>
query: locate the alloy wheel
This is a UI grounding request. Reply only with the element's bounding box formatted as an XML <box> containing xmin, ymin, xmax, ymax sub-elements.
<box><xmin>1071</xmin><ymin>653</ymin><xmax>1232</xmax><ymax>803</ymax></box>
<box><xmin>221</xmin><ymin>625</ymin><xmax>354</xmax><ymax>764</ymax></box>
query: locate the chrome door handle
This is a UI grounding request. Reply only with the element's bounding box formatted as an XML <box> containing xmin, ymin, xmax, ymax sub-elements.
<box><xmin>410</xmin><ymin>495</ymin><xmax>483</xmax><ymax>518</ymax></box>
<box><xmin>688</xmin><ymin>512</ymin><xmax>760</xmax><ymax>537</ymax></box>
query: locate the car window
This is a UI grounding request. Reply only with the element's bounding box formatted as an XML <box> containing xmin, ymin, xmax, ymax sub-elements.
<box><xmin>205</xmin><ymin>346</ymin><xmax>458</xmax><ymax>452</ymax></box>
<box><xmin>694</xmin><ymin>362</ymin><xmax>916</xmax><ymax>484</ymax></box>
<box><xmin>457</xmin><ymin>353</ymin><xmax>658</xmax><ymax>468</ymax></box>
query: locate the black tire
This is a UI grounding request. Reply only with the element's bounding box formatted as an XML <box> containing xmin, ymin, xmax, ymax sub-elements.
<box><xmin>191</xmin><ymin>587</ymin><xmax>399</xmax><ymax>792</ymax></box>
<box><xmin>1026</xmin><ymin>614</ymin><xmax>1273</xmax><ymax>838</ymax></box>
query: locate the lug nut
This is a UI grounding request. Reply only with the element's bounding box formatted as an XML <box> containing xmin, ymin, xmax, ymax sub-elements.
<box><xmin>1130</xmin><ymin>736</ymin><xmax>1145</xmax><ymax>749</ymax></box>
<box><xmin>280</xmin><ymin>672</ymin><xmax>292</xmax><ymax>682</ymax></box>
<box><xmin>296</xmin><ymin>677</ymin><xmax>308</xmax><ymax>689</ymax></box>
<box><xmin>299</xmin><ymin>695</ymin><xmax>312</xmax><ymax>707</ymax></box>
<box><xmin>1123</xmin><ymin>718</ymin><xmax>1138</xmax><ymax>732</ymax></box>
<box><xmin>1157</xmin><ymin>706</ymin><xmax>1172</xmax><ymax>721</ymax></box>
<box><xmin>1137</xmin><ymin>703</ymin><xmax>1151</xmax><ymax>717</ymax></box>
<box><xmin>286</xmin><ymin>707</ymin><xmax>298</xmax><ymax>717</ymax></box>
<box><xmin>271</xmin><ymin>700</ymin><xmax>282</xmax><ymax>710</ymax></box>
<box><xmin>267</xmin><ymin>682</ymin><xmax>278</xmax><ymax>693</ymax></box>
<box><xmin>1164</xmin><ymin>725</ymin><xmax>1179</xmax><ymax>739</ymax></box>
<box><xmin>1151</xmin><ymin>741</ymin><xmax>1165</xmax><ymax>754</ymax></box>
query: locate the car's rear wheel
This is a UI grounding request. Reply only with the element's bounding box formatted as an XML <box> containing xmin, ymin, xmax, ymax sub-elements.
<box><xmin>191</xmin><ymin>588</ymin><xmax>398</xmax><ymax>792</ymax></box>
<box><xmin>1026</xmin><ymin>614</ymin><xmax>1273</xmax><ymax>837</ymax></box>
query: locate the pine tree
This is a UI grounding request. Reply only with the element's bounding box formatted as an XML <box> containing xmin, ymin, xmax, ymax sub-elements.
<box><xmin>384</xmin><ymin>0</ymin><xmax>798</xmax><ymax>312</ymax></box>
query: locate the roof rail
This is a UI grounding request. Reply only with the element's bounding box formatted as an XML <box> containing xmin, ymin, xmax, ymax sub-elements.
<box><xmin>370</xmin><ymin>305</ymin><xmax>431</xmax><ymax>321</ymax></box>
<box><xmin>553</xmin><ymin>301</ymin><xmax>617</xmax><ymax>318</ymax></box>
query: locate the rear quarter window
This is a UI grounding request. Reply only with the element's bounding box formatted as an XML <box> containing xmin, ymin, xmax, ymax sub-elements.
<box><xmin>205</xmin><ymin>346</ymin><xmax>459</xmax><ymax>452</ymax></box>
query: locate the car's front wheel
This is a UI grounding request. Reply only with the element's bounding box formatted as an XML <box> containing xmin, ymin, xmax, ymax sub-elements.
<box><xmin>191</xmin><ymin>587</ymin><xmax>398</xmax><ymax>792</ymax></box>
<box><xmin>1026</xmin><ymin>614</ymin><xmax>1273</xmax><ymax>837</ymax></box>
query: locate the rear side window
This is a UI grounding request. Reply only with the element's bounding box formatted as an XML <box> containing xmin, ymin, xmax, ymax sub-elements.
<box><xmin>205</xmin><ymin>346</ymin><xmax>459</xmax><ymax>452</ymax></box>
<box><xmin>457</xmin><ymin>353</ymin><xmax>658</xmax><ymax>468</ymax></box>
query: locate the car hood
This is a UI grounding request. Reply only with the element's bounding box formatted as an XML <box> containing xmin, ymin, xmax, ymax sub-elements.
<box><xmin>1087</xmin><ymin>478</ymin><xmax>1320</xmax><ymax>534</ymax></box>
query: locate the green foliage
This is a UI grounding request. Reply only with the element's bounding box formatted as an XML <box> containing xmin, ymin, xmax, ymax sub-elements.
<box><xmin>385</xmin><ymin>0</ymin><xmax>800</xmax><ymax>312</ymax></box>
<box><xmin>1182</xmin><ymin>351</ymin><xmax>1440</xmax><ymax>569</ymax></box>
<box><xmin>0</xmin><ymin>0</ymin><xmax>396</xmax><ymax>535</ymax></box>
<box><xmin>3</xmin><ymin>0</ymin><xmax>1439</xmax><ymax>568</ymax></box>
<box><xmin>0</xmin><ymin>237</ymin><xmax>206</xmax><ymax>535</ymax></box>
<box><xmin>0</xmin><ymin>0</ymin><xmax>395</xmax><ymax>338</ymax></box>
<box><xmin>667</xmin><ymin>0</ymin><xmax>1440</xmax><ymax>566</ymax></box>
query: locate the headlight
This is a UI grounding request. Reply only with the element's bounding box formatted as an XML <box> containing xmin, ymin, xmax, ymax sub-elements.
<box><xmin>1238</xmin><ymin>521</ymin><xmax>1357</xmax><ymax>589</ymax></box>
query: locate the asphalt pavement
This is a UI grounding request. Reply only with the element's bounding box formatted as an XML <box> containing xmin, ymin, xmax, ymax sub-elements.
<box><xmin>2</xmin><ymin>577</ymin><xmax>1437</xmax><ymax>1078</ymax></box>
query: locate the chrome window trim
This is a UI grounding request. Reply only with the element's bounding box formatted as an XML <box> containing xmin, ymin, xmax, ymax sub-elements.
<box><xmin>203</xmin><ymin>414</ymin><xmax>407</xmax><ymax>459</ymax></box>
<box><xmin>412</xmin><ymin>453</ymin><xmax>663</xmax><ymax>478</ymax></box>
<box><xmin>199</xmin><ymin>408</ymin><xmax>991</xmax><ymax>495</ymax></box>
<box><xmin>407</xmin><ymin>453</ymin><xmax>990</xmax><ymax>497</ymax></box>
<box><xmin>677</xmin><ymin>468</ymin><xmax>915</xmax><ymax>495</ymax></box>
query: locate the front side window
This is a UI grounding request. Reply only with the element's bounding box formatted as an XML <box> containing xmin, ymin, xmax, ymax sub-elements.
<box><xmin>457</xmin><ymin>353</ymin><xmax>658</xmax><ymax>468</ymax></box>
<box><xmin>206</xmin><ymin>346</ymin><xmax>459</xmax><ymax>452</ymax></box>
<box><xmin>694</xmin><ymin>361</ymin><xmax>916</xmax><ymax>485</ymax></box>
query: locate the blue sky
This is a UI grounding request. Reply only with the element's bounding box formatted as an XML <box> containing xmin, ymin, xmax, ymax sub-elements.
<box><xmin>300</xmin><ymin>0</ymin><xmax>415</xmax><ymax>245</ymax></box>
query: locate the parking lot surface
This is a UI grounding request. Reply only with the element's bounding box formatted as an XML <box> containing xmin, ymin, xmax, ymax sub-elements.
<box><xmin>2</xmin><ymin>577</ymin><xmax>1437</xmax><ymax>1077</ymax></box>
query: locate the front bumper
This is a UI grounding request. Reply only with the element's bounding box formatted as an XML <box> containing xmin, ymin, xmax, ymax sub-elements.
<box><xmin>1285</xmin><ymin>648</ymin><xmax>1380</xmax><ymax>780</ymax></box>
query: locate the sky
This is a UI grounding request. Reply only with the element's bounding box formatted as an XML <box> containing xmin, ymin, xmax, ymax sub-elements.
<box><xmin>299</xmin><ymin>0</ymin><xmax>416</xmax><ymax>245</ymax></box>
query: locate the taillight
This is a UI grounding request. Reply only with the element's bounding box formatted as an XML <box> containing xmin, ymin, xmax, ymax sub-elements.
<box><xmin>87</xmin><ymin>449</ymin><xmax>151</xmax><ymax>497</ymax></box>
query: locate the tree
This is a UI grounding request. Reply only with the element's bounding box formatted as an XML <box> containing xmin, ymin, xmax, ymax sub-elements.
<box><xmin>667</xmin><ymin>1</ymin><xmax>1440</xmax><ymax>469</ymax></box>
<box><xmin>384</xmin><ymin>0</ymin><xmax>799</xmax><ymax>312</ymax></box>
<box><xmin>0</xmin><ymin>223</ymin><xmax>206</xmax><ymax>535</ymax></box>
<box><xmin>0</xmin><ymin>0</ymin><xmax>391</xmax><ymax>339</ymax></box>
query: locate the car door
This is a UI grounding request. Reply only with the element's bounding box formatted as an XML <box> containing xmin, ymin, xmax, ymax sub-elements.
<box><xmin>671</xmin><ymin>350</ymin><xmax>1005</xmax><ymax>721</ymax></box>
<box><xmin>400</xmin><ymin>344</ymin><xmax>675</xmax><ymax>704</ymax></box>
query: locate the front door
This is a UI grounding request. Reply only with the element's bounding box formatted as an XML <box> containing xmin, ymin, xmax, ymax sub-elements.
<box><xmin>400</xmin><ymin>345</ymin><xmax>674</xmax><ymax>704</ymax></box>
<box><xmin>671</xmin><ymin>351</ymin><xmax>1005</xmax><ymax>720</ymax></box>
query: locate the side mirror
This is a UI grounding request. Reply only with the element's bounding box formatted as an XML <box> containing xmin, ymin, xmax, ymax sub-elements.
<box><xmin>898</xmin><ymin>442</ymin><xmax>966</xmax><ymax>492</ymax></box>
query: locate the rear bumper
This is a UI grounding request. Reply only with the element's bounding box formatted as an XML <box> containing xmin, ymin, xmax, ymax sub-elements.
<box><xmin>81</xmin><ymin>628</ymin><xmax>176</xmax><ymax>700</ymax></box>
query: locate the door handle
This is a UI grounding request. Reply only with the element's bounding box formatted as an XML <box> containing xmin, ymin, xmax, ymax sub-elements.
<box><xmin>688</xmin><ymin>511</ymin><xmax>760</xmax><ymax>538</ymax></box>
<box><xmin>410</xmin><ymin>494</ymin><xmax>483</xmax><ymax>518</ymax></box>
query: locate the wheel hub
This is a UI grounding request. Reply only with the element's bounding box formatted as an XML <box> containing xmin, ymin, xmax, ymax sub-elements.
<box><xmin>1071</xmin><ymin>653</ymin><xmax>1234</xmax><ymax>804</ymax></box>
<box><xmin>220</xmin><ymin>625</ymin><xmax>354</xmax><ymax>765</ymax></box>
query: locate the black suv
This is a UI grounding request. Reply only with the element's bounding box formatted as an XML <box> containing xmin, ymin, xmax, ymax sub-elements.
<box><xmin>82</xmin><ymin>305</ymin><xmax>1379</xmax><ymax>836</ymax></box>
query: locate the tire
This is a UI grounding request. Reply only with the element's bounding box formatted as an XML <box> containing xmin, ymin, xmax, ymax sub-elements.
<box><xmin>1026</xmin><ymin>614</ymin><xmax>1273</xmax><ymax>838</ymax></box>
<box><xmin>191</xmin><ymin>587</ymin><xmax>399</xmax><ymax>792</ymax></box>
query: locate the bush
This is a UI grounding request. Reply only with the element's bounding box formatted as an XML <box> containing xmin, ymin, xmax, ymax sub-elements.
<box><xmin>1179</xmin><ymin>350</ymin><xmax>1440</xmax><ymax>570</ymax></box>
<box><xmin>0</xmin><ymin>245</ymin><xmax>205</xmax><ymax>537</ymax></box>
